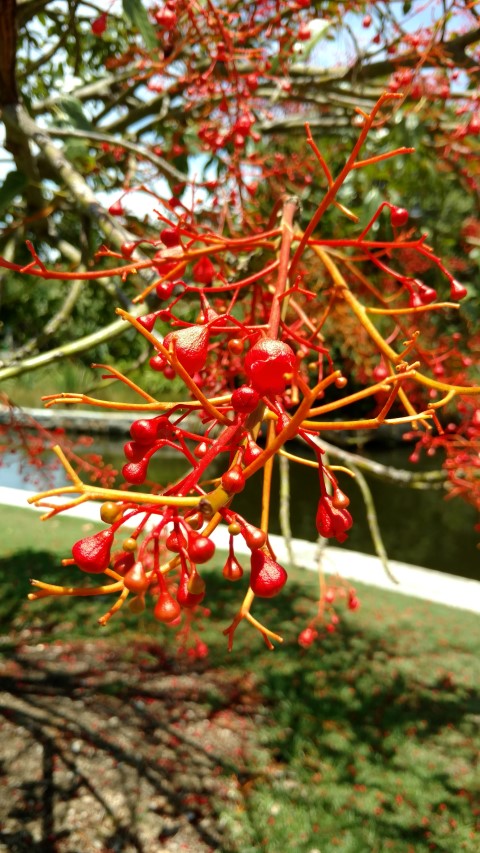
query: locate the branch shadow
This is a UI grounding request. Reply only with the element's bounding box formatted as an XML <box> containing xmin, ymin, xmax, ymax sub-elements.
<box><xmin>0</xmin><ymin>637</ymin><xmax>260</xmax><ymax>853</ymax></box>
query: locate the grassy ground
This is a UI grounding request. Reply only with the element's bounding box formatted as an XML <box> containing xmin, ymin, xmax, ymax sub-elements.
<box><xmin>1</xmin><ymin>505</ymin><xmax>479</xmax><ymax>852</ymax></box>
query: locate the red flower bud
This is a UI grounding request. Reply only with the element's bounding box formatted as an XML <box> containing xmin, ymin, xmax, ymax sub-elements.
<box><xmin>163</xmin><ymin>325</ymin><xmax>209</xmax><ymax>373</ymax></box>
<box><xmin>222</xmin><ymin>552</ymin><xmax>243</xmax><ymax>581</ymax></box>
<box><xmin>177</xmin><ymin>569</ymin><xmax>205</xmax><ymax>608</ymax></box>
<box><xmin>155</xmin><ymin>280</ymin><xmax>175</xmax><ymax>300</ymax></box>
<box><xmin>108</xmin><ymin>200</ymin><xmax>124</xmax><ymax>216</ymax></box>
<box><xmin>154</xmin><ymin>591</ymin><xmax>181</xmax><ymax>622</ymax></box>
<box><xmin>91</xmin><ymin>13</ymin><xmax>107</xmax><ymax>35</ymax></box>
<box><xmin>298</xmin><ymin>627</ymin><xmax>318</xmax><ymax>648</ymax></box>
<box><xmin>155</xmin><ymin>7</ymin><xmax>177</xmax><ymax>29</ymax></box>
<box><xmin>316</xmin><ymin>495</ymin><xmax>353</xmax><ymax>543</ymax></box>
<box><xmin>72</xmin><ymin>528</ymin><xmax>114</xmax><ymax>573</ymax></box>
<box><xmin>160</xmin><ymin>227</ymin><xmax>180</xmax><ymax>247</ymax></box>
<box><xmin>122</xmin><ymin>457</ymin><xmax>150</xmax><ymax>485</ymax></box>
<box><xmin>221</xmin><ymin>465</ymin><xmax>246</xmax><ymax>494</ymax></box>
<box><xmin>188</xmin><ymin>533</ymin><xmax>215</xmax><ymax>564</ymax></box>
<box><xmin>192</xmin><ymin>257</ymin><xmax>215</xmax><ymax>285</ymax></box>
<box><xmin>130</xmin><ymin>418</ymin><xmax>158</xmax><ymax>445</ymax></box>
<box><xmin>249</xmin><ymin>550</ymin><xmax>288</xmax><ymax>598</ymax></box>
<box><xmin>244</xmin><ymin>339</ymin><xmax>296</xmax><ymax>395</ymax></box>
<box><xmin>231</xmin><ymin>385</ymin><xmax>260</xmax><ymax>413</ymax></box>
<box><xmin>242</xmin><ymin>523</ymin><xmax>267</xmax><ymax>550</ymax></box>
<box><xmin>450</xmin><ymin>279</ymin><xmax>467</xmax><ymax>300</ymax></box>
<box><xmin>124</xmin><ymin>561</ymin><xmax>149</xmax><ymax>594</ymax></box>
<box><xmin>138</xmin><ymin>312</ymin><xmax>158</xmax><ymax>332</ymax></box>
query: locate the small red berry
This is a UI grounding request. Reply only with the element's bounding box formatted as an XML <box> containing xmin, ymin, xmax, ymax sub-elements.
<box><xmin>130</xmin><ymin>418</ymin><xmax>158</xmax><ymax>445</ymax></box>
<box><xmin>390</xmin><ymin>206</ymin><xmax>409</xmax><ymax>227</ymax></box>
<box><xmin>195</xmin><ymin>641</ymin><xmax>209</xmax><ymax>658</ymax></box>
<box><xmin>416</xmin><ymin>282</ymin><xmax>437</xmax><ymax>305</ymax></box>
<box><xmin>228</xmin><ymin>338</ymin><xmax>245</xmax><ymax>355</ymax></box>
<box><xmin>243</xmin><ymin>438</ymin><xmax>263</xmax><ymax>465</ymax></box>
<box><xmin>316</xmin><ymin>495</ymin><xmax>353</xmax><ymax>543</ymax></box>
<box><xmin>297</xmin><ymin>24</ymin><xmax>311</xmax><ymax>41</ymax></box>
<box><xmin>242</xmin><ymin>523</ymin><xmax>267</xmax><ymax>550</ymax></box>
<box><xmin>121</xmin><ymin>242</ymin><xmax>136</xmax><ymax>258</ymax></box>
<box><xmin>138</xmin><ymin>312</ymin><xmax>158</xmax><ymax>332</ymax></box>
<box><xmin>166</xmin><ymin>530</ymin><xmax>187</xmax><ymax>553</ymax></box>
<box><xmin>122</xmin><ymin>457</ymin><xmax>150</xmax><ymax>485</ymax></box>
<box><xmin>177</xmin><ymin>570</ymin><xmax>205</xmax><ymax>608</ymax></box>
<box><xmin>149</xmin><ymin>354</ymin><xmax>167</xmax><ymax>371</ymax></box>
<box><xmin>373</xmin><ymin>361</ymin><xmax>388</xmax><ymax>382</ymax></box>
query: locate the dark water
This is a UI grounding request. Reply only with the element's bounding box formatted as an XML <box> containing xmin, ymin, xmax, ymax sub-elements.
<box><xmin>2</xmin><ymin>439</ymin><xmax>478</xmax><ymax>580</ymax></box>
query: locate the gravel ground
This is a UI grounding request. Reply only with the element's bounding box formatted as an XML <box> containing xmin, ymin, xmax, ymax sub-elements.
<box><xmin>0</xmin><ymin>638</ymin><xmax>264</xmax><ymax>853</ymax></box>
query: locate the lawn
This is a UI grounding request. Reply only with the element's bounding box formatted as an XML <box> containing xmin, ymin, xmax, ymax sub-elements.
<box><xmin>0</xmin><ymin>505</ymin><xmax>479</xmax><ymax>852</ymax></box>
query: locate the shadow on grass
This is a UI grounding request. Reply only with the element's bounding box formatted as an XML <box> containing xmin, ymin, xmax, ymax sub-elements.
<box><xmin>1</xmin><ymin>550</ymin><xmax>479</xmax><ymax>852</ymax></box>
<box><xmin>245</xmin><ymin>618</ymin><xmax>480</xmax><ymax>850</ymax></box>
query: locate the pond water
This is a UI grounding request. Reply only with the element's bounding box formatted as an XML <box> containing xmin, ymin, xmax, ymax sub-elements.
<box><xmin>1</xmin><ymin>438</ymin><xmax>478</xmax><ymax>580</ymax></box>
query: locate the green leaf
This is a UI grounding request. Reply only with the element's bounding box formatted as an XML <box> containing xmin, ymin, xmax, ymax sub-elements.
<box><xmin>122</xmin><ymin>0</ymin><xmax>158</xmax><ymax>51</ymax></box>
<box><xmin>63</xmin><ymin>139</ymin><xmax>92</xmax><ymax>165</ymax></box>
<box><xmin>54</xmin><ymin>96</ymin><xmax>92</xmax><ymax>131</ymax></box>
<box><xmin>0</xmin><ymin>170</ymin><xmax>28</xmax><ymax>216</ymax></box>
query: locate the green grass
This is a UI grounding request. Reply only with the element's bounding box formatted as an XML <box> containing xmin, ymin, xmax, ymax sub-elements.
<box><xmin>1</xmin><ymin>505</ymin><xmax>479</xmax><ymax>852</ymax></box>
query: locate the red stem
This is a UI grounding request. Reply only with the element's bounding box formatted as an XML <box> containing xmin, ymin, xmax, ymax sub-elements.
<box><xmin>267</xmin><ymin>197</ymin><xmax>298</xmax><ymax>339</ymax></box>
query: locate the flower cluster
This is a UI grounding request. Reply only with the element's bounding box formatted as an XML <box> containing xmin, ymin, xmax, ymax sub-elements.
<box><xmin>1</xmin><ymin>94</ymin><xmax>477</xmax><ymax>651</ymax></box>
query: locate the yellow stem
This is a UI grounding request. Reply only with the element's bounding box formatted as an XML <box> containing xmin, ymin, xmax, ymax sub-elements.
<box><xmin>366</xmin><ymin>303</ymin><xmax>459</xmax><ymax>315</ymax></box>
<box><xmin>301</xmin><ymin>411</ymin><xmax>434</xmax><ymax>431</ymax></box>
<box><xmin>98</xmin><ymin>587</ymin><xmax>130</xmax><ymax>625</ymax></box>
<box><xmin>43</xmin><ymin>392</ymin><xmax>232</xmax><ymax>411</ymax></box>
<box><xmin>277</xmin><ymin>449</ymin><xmax>355</xmax><ymax>477</ymax></box>
<box><xmin>245</xmin><ymin>612</ymin><xmax>284</xmax><ymax>646</ymax></box>
<box><xmin>260</xmin><ymin>420</ymin><xmax>276</xmax><ymax>533</ymax></box>
<box><xmin>412</xmin><ymin>372</ymin><xmax>480</xmax><ymax>395</ymax></box>
<box><xmin>91</xmin><ymin>363</ymin><xmax>157</xmax><ymax>402</ymax></box>
<box><xmin>29</xmin><ymin>579</ymin><xmax>123</xmax><ymax>596</ymax></box>
<box><xmin>307</xmin><ymin>371</ymin><xmax>416</xmax><ymax>417</ymax></box>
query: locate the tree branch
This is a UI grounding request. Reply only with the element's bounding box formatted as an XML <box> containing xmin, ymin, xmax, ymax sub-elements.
<box><xmin>0</xmin><ymin>0</ymin><xmax>18</xmax><ymax>106</ymax></box>
<box><xmin>47</xmin><ymin>126</ymin><xmax>189</xmax><ymax>185</ymax></box>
